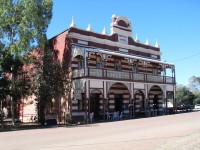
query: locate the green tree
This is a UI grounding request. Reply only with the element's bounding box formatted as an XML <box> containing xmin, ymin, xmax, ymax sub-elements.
<box><xmin>176</xmin><ymin>85</ymin><xmax>195</xmax><ymax>105</ymax></box>
<box><xmin>0</xmin><ymin>0</ymin><xmax>52</xmax><ymax>126</ymax></box>
<box><xmin>193</xmin><ymin>93</ymin><xmax>200</xmax><ymax>105</ymax></box>
<box><xmin>189</xmin><ymin>76</ymin><xmax>200</xmax><ymax>94</ymax></box>
<box><xmin>32</xmin><ymin>42</ymin><xmax>64</xmax><ymax>125</ymax></box>
<box><xmin>0</xmin><ymin>77</ymin><xmax>10</xmax><ymax>102</ymax></box>
<box><xmin>0</xmin><ymin>76</ymin><xmax>9</xmax><ymax>127</ymax></box>
<box><xmin>0</xmin><ymin>52</ymin><xmax>31</xmax><ymax>121</ymax></box>
<box><xmin>62</xmin><ymin>35</ymin><xmax>72</xmax><ymax>115</ymax></box>
<box><xmin>194</xmin><ymin>98</ymin><xmax>200</xmax><ymax>105</ymax></box>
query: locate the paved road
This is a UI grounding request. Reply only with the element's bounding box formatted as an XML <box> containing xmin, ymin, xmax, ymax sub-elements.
<box><xmin>1</xmin><ymin>111</ymin><xmax>200</xmax><ymax>150</ymax></box>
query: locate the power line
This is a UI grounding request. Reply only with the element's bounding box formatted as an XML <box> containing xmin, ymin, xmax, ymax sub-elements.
<box><xmin>168</xmin><ymin>51</ymin><xmax>200</xmax><ymax>62</ymax></box>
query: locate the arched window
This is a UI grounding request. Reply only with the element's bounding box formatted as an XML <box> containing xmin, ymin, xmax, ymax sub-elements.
<box><xmin>78</xmin><ymin>56</ymin><xmax>84</xmax><ymax>69</ymax></box>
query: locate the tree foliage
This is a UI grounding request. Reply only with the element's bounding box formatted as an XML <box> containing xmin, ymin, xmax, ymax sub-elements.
<box><xmin>31</xmin><ymin>42</ymin><xmax>64</xmax><ymax>125</ymax></box>
<box><xmin>0</xmin><ymin>77</ymin><xmax>10</xmax><ymax>100</ymax></box>
<box><xmin>193</xmin><ymin>92</ymin><xmax>200</xmax><ymax>105</ymax></box>
<box><xmin>1</xmin><ymin>53</ymin><xmax>23</xmax><ymax>74</ymax></box>
<box><xmin>0</xmin><ymin>0</ymin><xmax>53</xmax><ymax>55</ymax></box>
<box><xmin>0</xmin><ymin>0</ymin><xmax>53</xmax><ymax>125</ymax></box>
<box><xmin>176</xmin><ymin>85</ymin><xmax>195</xmax><ymax>105</ymax></box>
<box><xmin>194</xmin><ymin>98</ymin><xmax>200</xmax><ymax>105</ymax></box>
<box><xmin>189</xmin><ymin>76</ymin><xmax>200</xmax><ymax>94</ymax></box>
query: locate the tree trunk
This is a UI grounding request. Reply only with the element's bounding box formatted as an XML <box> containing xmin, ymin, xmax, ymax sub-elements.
<box><xmin>10</xmin><ymin>96</ymin><xmax>15</xmax><ymax>126</ymax></box>
<box><xmin>11</xmin><ymin>71</ymin><xmax>16</xmax><ymax>127</ymax></box>
<box><xmin>39</xmin><ymin>104</ymin><xmax>45</xmax><ymax>125</ymax></box>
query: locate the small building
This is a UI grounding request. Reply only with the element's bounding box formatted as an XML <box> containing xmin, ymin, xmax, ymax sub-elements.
<box><xmin>21</xmin><ymin>15</ymin><xmax>176</xmax><ymax>123</ymax></box>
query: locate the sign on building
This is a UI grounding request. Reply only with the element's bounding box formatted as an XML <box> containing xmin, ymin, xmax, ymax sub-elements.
<box><xmin>118</xmin><ymin>35</ymin><xmax>128</xmax><ymax>44</ymax></box>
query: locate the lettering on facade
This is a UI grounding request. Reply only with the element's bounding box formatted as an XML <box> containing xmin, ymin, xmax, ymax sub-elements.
<box><xmin>118</xmin><ymin>35</ymin><xmax>128</xmax><ymax>44</ymax></box>
<box><xmin>78</xmin><ymin>40</ymin><xmax>88</xmax><ymax>45</ymax></box>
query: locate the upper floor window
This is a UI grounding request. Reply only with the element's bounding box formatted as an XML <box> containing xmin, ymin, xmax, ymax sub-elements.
<box><xmin>96</xmin><ymin>56</ymin><xmax>102</xmax><ymax>69</ymax></box>
<box><xmin>78</xmin><ymin>56</ymin><xmax>84</xmax><ymax>69</ymax></box>
<box><xmin>131</xmin><ymin>64</ymin><xmax>138</xmax><ymax>73</ymax></box>
<box><xmin>114</xmin><ymin>60</ymin><xmax>121</xmax><ymax>71</ymax></box>
<box><xmin>153</xmin><ymin>67</ymin><xmax>158</xmax><ymax>75</ymax></box>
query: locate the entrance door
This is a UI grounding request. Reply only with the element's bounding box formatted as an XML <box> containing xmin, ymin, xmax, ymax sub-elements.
<box><xmin>115</xmin><ymin>94</ymin><xmax>123</xmax><ymax>112</ymax></box>
<box><xmin>90</xmin><ymin>93</ymin><xmax>100</xmax><ymax>120</ymax></box>
<box><xmin>153</xmin><ymin>95</ymin><xmax>158</xmax><ymax>110</ymax></box>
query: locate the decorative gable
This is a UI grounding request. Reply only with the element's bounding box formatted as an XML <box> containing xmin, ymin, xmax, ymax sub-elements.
<box><xmin>110</xmin><ymin>15</ymin><xmax>133</xmax><ymax>38</ymax></box>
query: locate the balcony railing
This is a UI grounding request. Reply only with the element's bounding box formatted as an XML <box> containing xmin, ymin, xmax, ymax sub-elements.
<box><xmin>72</xmin><ymin>68</ymin><xmax>175</xmax><ymax>84</ymax></box>
<box><xmin>72</xmin><ymin>69</ymin><xmax>85</xmax><ymax>78</ymax></box>
<box><xmin>106</xmin><ymin>70</ymin><xmax>129</xmax><ymax>79</ymax></box>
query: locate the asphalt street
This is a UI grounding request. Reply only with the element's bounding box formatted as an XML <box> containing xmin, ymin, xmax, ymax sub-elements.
<box><xmin>1</xmin><ymin>111</ymin><xmax>200</xmax><ymax>150</ymax></box>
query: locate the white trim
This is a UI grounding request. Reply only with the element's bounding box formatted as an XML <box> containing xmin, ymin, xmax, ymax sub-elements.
<box><xmin>69</xmin><ymin>32</ymin><xmax>161</xmax><ymax>56</ymax></box>
<box><xmin>119</xmin><ymin>48</ymin><xmax>129</xmax><ymax>53</ymax></box>
<box><xmin>89</xmin><ymin>79</ymin><xmax>174</xmax><ymax>88</ymax></box>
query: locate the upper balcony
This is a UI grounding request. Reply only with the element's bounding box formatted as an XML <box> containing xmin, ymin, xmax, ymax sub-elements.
<box><xmin>71</xmin><ymin>47</ymin><xmax>175</xmax><ymax>84</ymax></box>
<box><xmin>72</xmin><ymin>68</ymin><xmax>175</xmax><ymax>84</ymax></box>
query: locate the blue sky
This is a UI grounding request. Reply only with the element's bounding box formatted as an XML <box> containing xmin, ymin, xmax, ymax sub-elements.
<box><xmin>47</xmin><ymin>0</ymin><xmax>200</xmax><ymax>86</ymax></box>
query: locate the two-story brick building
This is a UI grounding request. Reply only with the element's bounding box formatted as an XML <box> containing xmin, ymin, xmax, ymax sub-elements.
<box><xmin>21</xmin><ymin>15</ymin><xmax>176</xmax><ymax>123</ymax></box>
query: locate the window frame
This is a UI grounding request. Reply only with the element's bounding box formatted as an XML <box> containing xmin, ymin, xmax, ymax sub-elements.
<box><xmin>114</xmin><ymin>59</ymin><xmax>121</xmax><ymax>71</ymax></box>
<box><xmin>78</xmin><ymin>56</ymin><xmax>84</xmax><ymax>69</ymax></box>
<box><xmin>153</xmin><ymin>67</ymin><xmax>158</xmax><ymax>75</ymax></box>
<box><xmin>131</xmin><ymin>63</ymin><xmax>138</xmax><ymax>73</ymax></box>
<box><xmin>96</xmin><ymin>55</ymin><xmax>102</xmax><ymax>69</ymax></box>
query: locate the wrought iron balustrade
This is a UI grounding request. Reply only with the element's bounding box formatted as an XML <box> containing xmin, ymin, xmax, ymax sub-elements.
<box><xmin>72</xmin><ymin>68</ymin><xmax>175</xmax><ymax>84</ymax></box>
<box><xmin>88</xmin><ymin>68</ymin><xmax>103</xmax><ymax>77</ymax></box>
<box><xmin>106</xmin><ymin>70</ymin><xmax>129</xmax><ymax>79</ymax></box>
<box><xmin>166</xmin><ymin>76</ymin><xmax>174</xmax><ymax>83</ymax></box>
<box><xmin>147</xmin><ymin>74</ymin><xmax>163</xmax><ymax>82</ymax></box>
<box><xmin>133</xmin><ymin>73</ymin><xmax>145</xmax><ymax>81</ymax></box>
<box><xmin>72</xmin><ymin>69</ymin><xmax>85</xmax><ymax>78</ymax></box>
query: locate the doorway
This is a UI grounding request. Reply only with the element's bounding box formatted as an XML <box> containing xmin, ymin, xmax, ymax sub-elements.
<box><xmin>115</xmin><ymin>94</ymin><xmax>123</xmax><ymax>112</ymax></box>
<box><xmin>90</xmin><ymin>93</ymin><xmax>100</xmax><ymax>120</ymax></box>
<box><xmin>149</xmin><ymin>85</ymin><xmax>163</xmax><ymax>115</ymax></box>
<box><xmin>153</xmin><ymin>95</ymin><xmax>158</xmax><ymax>110</ymax></box>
